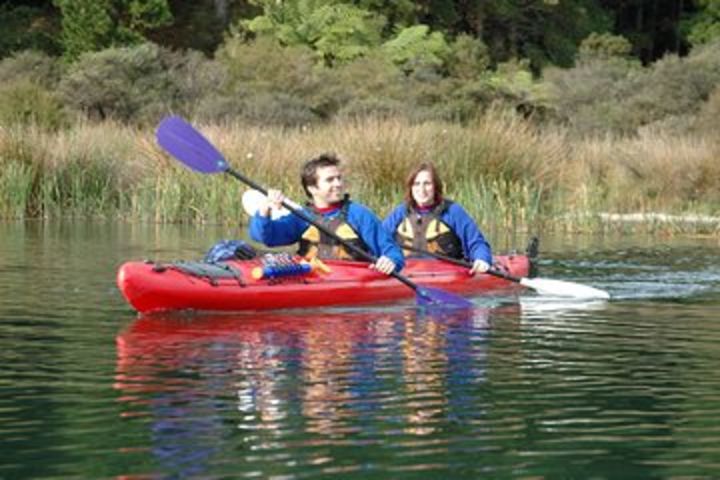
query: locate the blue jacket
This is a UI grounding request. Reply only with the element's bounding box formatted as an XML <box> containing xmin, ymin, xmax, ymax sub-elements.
<box><xmin>383</xmin><ymin>202</ymin><xmax>492</xmax><ymax>264</ymax></box>
<box><xmin>250</xmin><ymin>202</ymin><xmax>405</xmax><ymax>272</ymax></box>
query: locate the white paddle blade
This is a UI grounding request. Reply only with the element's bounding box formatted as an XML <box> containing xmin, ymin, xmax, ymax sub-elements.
<box><xmin>520</xmin><ymin>277</ymin><xmax>611</xmax><ymax>299</ymax></box>
<box><xmin>241</xmin><ymin>189</ymin><xmax>291</xmax><ymax>219</ymax></box>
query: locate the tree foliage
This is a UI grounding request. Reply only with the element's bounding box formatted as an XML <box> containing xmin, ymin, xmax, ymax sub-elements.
<box><xmin>53</xmin><ymin>0</ymin><xmax>172</xmax><ymax>60</ymax></box>
<box><xmin>58</xmin><ymin>43</ymin><xmax>189</xmax><ymax>123</ymax></box>
<box><xmin>242</xmin><ymin>0</ymin><xmax>385</xmax><ymax>64</ymax></box>
<box><xmin>0</xmin><ymin>0</ymin><xmax>717</xmax><ymax>138</ymax></box>
<box><xmin>0</xmin><ymin>4</ymin><xmax>61</xmax><ymax>58</ymax></box>
<box><xmin>578</xmin><ymin>32</ymin><xmax>633</xmax><ymax>61</ymax></box>
<box><xmin>0</xmin><ymin>50</ymin><xmax>63</xmax><ymax>87</ymax></box>
<box><xmin>381</xmin><ymin>25</ymin><xmax>450</xmax><ymax>72</ymax></box>
<box><xmin>0</xmin><ymin>79</ymin><xmax>67</xmax><ymax>130</ymax></box>
<box><xmin>684</xmin><ymin>0</ymin><xmax>720</xmax><ymax>46</ymax></box>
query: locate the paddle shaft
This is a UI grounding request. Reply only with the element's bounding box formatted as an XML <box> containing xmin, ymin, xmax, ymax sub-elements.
<box><xmin>403</xmin><ymin>245</ymin><xmax>523</xmax><ymax>284</ymax></box>
<box><xmin>226</xmin><ymin>168</ymin><xmax>421</xmax><ymax>292</ymax></box>
<box><xmin>404</xmin><ymin>244</ymin><xmax>614</xmax><ymax>299</ymax></box>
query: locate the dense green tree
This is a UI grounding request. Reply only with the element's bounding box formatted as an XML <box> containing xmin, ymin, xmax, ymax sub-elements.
<box><xmin>476</xmin><ymin>0</ymin><xmax>612</xmax><ymax>69</ymax></box>
<box><xmin>148</xmin><ymin>0</ymin><xmax>257</xmax><ymax>53</ymax></box>
<box><xmin>684</xmin><ymin>0</ymin><xmax>720</xmax><ymax>45</ymax></box>
<box><xmin>53</xmin><ymin>0</ymin><xmax>172</xmax><ymax>60</ymax></box>
<box><xmin>599</xmin><ymin>0</ymin><xmax>696</xmax><ymax>61</ymax></box>
<box><xmin>578</xmin><ymin>32</ymin><xmax>633</xmax><ymax>60</ymax></box>
<box><xmin>53</xmin><ymin>0</ymin><xmax>113</xmax><ymax>59</ymax></box>
<box><xmin>381</xmin><ymin>24</ymin><xmax>450</xmax><ymax>72</ymax></box>
<box><xmin>356</xmin><ymin>0</ymin><xmax>417</xmax><ymax>29</ymax></box>
<box><xmin>446</xmin><ymin>34</ymin><xmax>491</xmax><ymax>79</ymax></box>
<box><xmin>242</xmin><ymin>0</ymin><xmax>385</xmax><ymax>64</ymax></box>
<box><xmin>0</xmin><ymin>3</ymin><xmax>61</xmax><ymax>57</ymax></box>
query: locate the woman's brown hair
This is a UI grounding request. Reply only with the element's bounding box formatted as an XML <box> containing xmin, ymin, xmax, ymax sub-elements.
<box><xmin>404</xmin><ymin>163</ymin><xmax>444</xmax><ymax>208</ymax></box>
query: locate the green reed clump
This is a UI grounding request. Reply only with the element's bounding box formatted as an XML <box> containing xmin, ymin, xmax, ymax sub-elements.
<box><xmin>2</xmin><ymin>113</ymin><xmax>719</xmax><ymax>234</ymax></box>
<box><xmin>457</xmin><ymin>178</ymin><xmax>547</xmax><ymax>232</ymax></box>
<box><xmin>0</xmin><ymin>125</ymin><xmax>41</xmax><ymax>217</ymax></box>
<box><xmin>0</xmin><ymin>160</ymin><xmax>35</xmax><ymax>218</ymax></box>
<box><xmin>133</xmin><ymin>170</ymin><xmax>246</xmax><ymax>224</ymax></box>
<box><xmin>0</xmin><ymin>122</ymin><xmax>146</xmax><ymax>219</ymax></box>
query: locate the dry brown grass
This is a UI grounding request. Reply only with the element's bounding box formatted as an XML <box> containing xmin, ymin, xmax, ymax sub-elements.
<box><xmin>1</xmin><ymin>113</ymin><xmax>719</xmax><ymax>233</ymax></box>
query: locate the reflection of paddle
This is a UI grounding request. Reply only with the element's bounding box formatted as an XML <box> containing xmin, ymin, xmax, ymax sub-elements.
<box><xmin>403</xmin><ymin>246</ymin><xmax>611</xmax><ymax>300</ymax></box>
<box><xmin>155</xmin><ymin>115</ymin><xmax>474</xmax><ymax>309</ymax></box>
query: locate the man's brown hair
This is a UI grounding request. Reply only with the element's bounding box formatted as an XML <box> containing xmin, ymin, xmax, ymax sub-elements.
<box><xmin>301</xmin><ymin>153</ymin><xmax>341</xmax><ymax>197</ymax></box>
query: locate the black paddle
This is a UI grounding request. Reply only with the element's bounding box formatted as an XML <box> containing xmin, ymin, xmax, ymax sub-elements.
<box><xmin>155</xmin><ymin>115</ymin><xmax>474</xmax><ymax>309</ymax></box>
<box><xmin>403</xmin><ymin>246</ymin><xmax>611</xmax><ymax>299</ymax></box>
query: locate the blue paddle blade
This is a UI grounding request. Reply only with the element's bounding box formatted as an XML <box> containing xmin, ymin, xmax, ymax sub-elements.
<box><xmin>416</xmin><ymin>287</ymin><xmax>475</xmax><ymax>309</ymax></box>
<box><xmin>156</xmin><ymin>116</ymin><xmax>229</xmax><ymax>174</ymax></box>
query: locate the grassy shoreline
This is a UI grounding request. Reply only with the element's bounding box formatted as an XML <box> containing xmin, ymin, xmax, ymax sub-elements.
<box><xmin>1</xmin><ymin>114</ymin><xmax>719</xmax><ymax>234</ymax></box>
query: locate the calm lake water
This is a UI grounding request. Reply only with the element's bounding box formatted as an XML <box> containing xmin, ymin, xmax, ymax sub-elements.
<box><xmin>2</xmin><ymin>220</ymin><xmax>720</xmax><ymax>479</ymax></box>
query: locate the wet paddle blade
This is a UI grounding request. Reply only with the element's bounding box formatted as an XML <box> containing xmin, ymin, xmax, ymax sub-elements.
<box><xmin>520</xmin><ymin>277</ymin><xmax>611</xmax><ymax>299</ymax></box>
<box><xmin>156</xmin><ymin>116</ymin><xmax>229</xmax><ymax>173</ymax></box>
<box><xmin>416</xmin><ymin>287</ymin><xmax>475</xmax><ymax>309</ymax></box>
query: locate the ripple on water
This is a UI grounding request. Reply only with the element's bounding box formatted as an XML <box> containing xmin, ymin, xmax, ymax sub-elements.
<box><xmin>4</xmin><ymin>226</ymin><xmax>720</xmax><ymax>478</ymax></box>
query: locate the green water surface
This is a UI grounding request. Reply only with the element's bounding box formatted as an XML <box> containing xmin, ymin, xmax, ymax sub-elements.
<box><xmin>1</xmin><ymin>221</ymin><xmax>719</xmax><ymax>479</ymax></box>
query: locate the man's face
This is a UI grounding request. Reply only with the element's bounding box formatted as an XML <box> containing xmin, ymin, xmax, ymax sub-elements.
<box><xmin>308</xmin><ymin>165</ymin><xmax>345</xmax><ymax>208</ymax></box>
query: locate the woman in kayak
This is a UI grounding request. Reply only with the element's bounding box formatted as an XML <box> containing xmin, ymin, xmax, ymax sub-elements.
<box><xmin>249</xmin><ymin>153</ymin><xmax>404</xmax><ymax>275</ymax></box>
<box><xmin>383</xmin><ymin>162</ymin><xmax>492</xmax><ymax>275</ymax></box>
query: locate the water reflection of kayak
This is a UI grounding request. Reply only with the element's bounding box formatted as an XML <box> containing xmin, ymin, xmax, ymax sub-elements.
<box><xmin>114</xmin><ymin>305</ymin><xmax>516</xmax><ymax>396</ymax></box>
<box><xmin>115</xmin><ymin>311</ymin><xmax>376</xmax><ymax>392</ymax></box>
<box><xmin>114</xmin><ymin>305</ymin><xmax>518</xmax><ymax>474</ymax></box>
<box><xmin>117</xmin><ymin>255</ymin><xmax>530</xmax><ymax>314</ymax></box>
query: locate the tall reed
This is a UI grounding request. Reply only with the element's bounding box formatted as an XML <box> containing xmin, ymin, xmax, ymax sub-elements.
<box><xmin>1</xmin><ymin>114</ymin><xmax>718</xmax><ymax>234</ymax></box>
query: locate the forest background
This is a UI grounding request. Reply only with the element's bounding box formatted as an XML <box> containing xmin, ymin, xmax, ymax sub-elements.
<box><xmin>0</xmin><ymin>0</ymin><xmax>719</xmax><ymax>233</ymax></box>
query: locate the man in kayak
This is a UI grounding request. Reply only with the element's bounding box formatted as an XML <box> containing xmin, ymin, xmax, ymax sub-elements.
<box><xmin>249</xmin><ymin>153</ymin><xmax>404</xmax><ymax>275</ymax></box>
<box><xmin>383</xmin><ymin>162</ymin><xmax>492</xmax><ymax>275</ymax></box>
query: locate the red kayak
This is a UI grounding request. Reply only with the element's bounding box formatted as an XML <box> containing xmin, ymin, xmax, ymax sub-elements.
<box><xmin>117</xmin><ymin>254</ymin><xmax>531</xmax><ymax>314</ymax></box>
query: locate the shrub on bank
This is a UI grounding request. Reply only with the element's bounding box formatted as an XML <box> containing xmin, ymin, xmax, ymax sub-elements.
<box><xmin>544</xmin><ymin>40</ymin><xmax>720</xmax><ymax>136</ymax></box>
<box><xmin>624</xmin><ymin>47</ymin><xmax>720</xmax><ymax>129</ymax></box>
<box><xmin>543</xmin><ymin>57</ymin><xmax>641</xmax><ymax>135</ymax></box>
<box><xmin>0</xmin><ymin>33</ymin><xmax>718</xmax><ymax>136</ymax></box>
<box><xmin>58</xmin><ymin>43</ymin><xmax>219</xmax><ymax>124</ymax></box>
<box><xmin>196</xmin><ymin>91</ymin><xmax>319</xmax><ymax>126</ymax></box>
<box><xmin>215</xmin><ymin>37</ymin><xmax>329</xmax><ymax>122</ymax></box>
<box><xmin>329</xmin><ymin>52</ymin><xmax>409</xmax><ymax>119</ymax></box>
<box><xmin>0</xmin><ymin>50</ymin><xmax>62</xmax><ymax>87</ymax></box>
<box><xmin>692</xmin><ymin>86</ymin><xmax>720</xmax><ymax>135</ymax></box>
<box><xmin>0</xmin><ymin>80</ymin><xmax>67</xmax><ymax>130</ymax></box>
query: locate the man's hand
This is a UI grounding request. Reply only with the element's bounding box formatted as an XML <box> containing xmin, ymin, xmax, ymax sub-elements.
<box><xmin>370</xmin><ymin>255</ymin><xmax>396</xmax><ymax>275</ymax></box>
<box><xmin>258</xmin><ymin>189</ymin><xmax>285</xmax><ymax>217</ymax></box>
<box><xmin>469</xmin><ymin>259</ymin><xmax>491</xmax><ymax>275</ymax></box>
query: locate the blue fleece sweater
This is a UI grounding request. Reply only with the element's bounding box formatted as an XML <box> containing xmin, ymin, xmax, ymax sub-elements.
<box><xmin>383</xmin><ymin>202</ymin><xmax>492</xmax><ymax>264</ymax></box>
<box><xmin>250</xmin><ymin>202</ymin><xmax>405</xmax><ymax>271</ymax></box>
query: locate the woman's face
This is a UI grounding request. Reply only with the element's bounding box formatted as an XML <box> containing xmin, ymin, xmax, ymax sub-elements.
<box><xmin>412</xmin><ymin>170</ymin><xmax>435</xmax><ymax>207</ymax></box>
